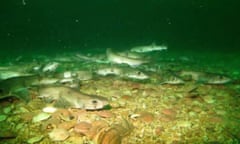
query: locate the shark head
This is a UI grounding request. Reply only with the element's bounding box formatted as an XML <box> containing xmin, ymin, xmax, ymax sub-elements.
<box><xmin>80</xmin><ymin>96</ymin><xmax>109</xmax><ymax>110</ymax></box>
<box><xmin>205</xmin><ymin>75</ymin><xmax>232</xmax><ymax>84</ymax></box>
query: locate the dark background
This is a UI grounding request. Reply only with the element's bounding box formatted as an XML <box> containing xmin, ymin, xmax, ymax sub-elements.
<box><xmin>0</xmin><ymin>0</ymin><xmax>239</xmax><ymax>56</ymax></box>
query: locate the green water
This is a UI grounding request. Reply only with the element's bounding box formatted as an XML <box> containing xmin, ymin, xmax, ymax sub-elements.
<box><xmin>1</xmin><ymin>1</ymin><xmax>240</xmax><ymax>57</ymax></box>
<box><xmin>1</xmin><ymin>1</ymin><xmax>240</xmax><ymax>77</ymax></box>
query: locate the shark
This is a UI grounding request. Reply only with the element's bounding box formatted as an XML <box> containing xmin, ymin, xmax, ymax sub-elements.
<box><xmin>0</xmin><ymin>75</ymin><xmax>41</xmax><ymax>102</ymax></box>
<box><xmin>38</xmin><ymin>86</ymin><xmax>109</xmax><ymax>110</ymax></box>
<box><xmin>106</xmin><ymin>48</ymin><xmax>148</xmax><ymax>67</ymax></box>
<box><xmin>130</xmin><ymin>43</ymin><xmax>167</xmax><ymax>53</ymax></box>
<box><xmin>178</xmin><ymin>70</ymin><xmax>232</xmax><ymax>84</ymax></box>
<box><xmin>95</xmin><ymin>67</ymin><xmax>123</xmax><ymax>76</ymax></box>
<box><xmin>159</xmin><ymin>75</ymin><xmax>185</xmax><ymax>85</ymax></box>
<box><xmin>121</xmin><ymin>69</ymin><xmax>149</xmax><ymax>80</ymax></box>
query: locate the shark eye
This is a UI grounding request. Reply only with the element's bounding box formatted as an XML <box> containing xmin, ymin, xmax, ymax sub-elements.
<box><xmin>220</xmin><ymin>75</ymin><xmax>225</xmax><ymax>79</ymax></box>
<box><xmin>92</xmin><ymin>100</ymin><xmax>98</xmax><ymax>104</ymax></box>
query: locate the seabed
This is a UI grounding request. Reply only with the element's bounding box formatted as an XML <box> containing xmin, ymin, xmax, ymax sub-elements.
<box><xmin>0</xmin><ymin>49</ymin><xmax>239</xmax><ymax>144</ymax></box>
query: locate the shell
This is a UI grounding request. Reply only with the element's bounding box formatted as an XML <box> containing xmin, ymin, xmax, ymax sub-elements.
<box><xmin>93</xmin><ymin>119</ymin><xmax>133</xmax><ymax>144</ymax></box>
<box><xmin>48</xmin><ymin>128</ymin><xmax>69</xmax><ymax>141</ymax></box>
<box><xmin>42</xmin><ymin>106</ymin><xmax>57</xmax><ymax>113</ymax></box>
<box><xmin>32</xmin><ymin>112</ymin><xmax>51</xmax><ymax>123</ymax></box>
<box><xmin>74</xmin><ymin>121</ymin><xmax>92</xmax><ymax>135</ymax></box>
<box><xmin>27</xmin><ymin>135</ymin><xmax>44</xmax><ymax>144</ymax></box>
<box><xmin>94</xmin><ymin>127</ymin><xmax>122</xmax><ymax>144</ymax></box>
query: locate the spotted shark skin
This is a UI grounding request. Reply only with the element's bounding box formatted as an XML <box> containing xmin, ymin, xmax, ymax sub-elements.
<box><xmin>106</xmin><ymin>48</ymin><xmax>148</xmax><ymax>67</ymax></box>
<box><xmin>38</xmin><ymin>86</ymin><xmax>109</xmax><ymax>110</ymax></box>
<box><xmin>178</xmin><ymin>70</ymin><xmax>232</xmax><ymax>84</ymax></box>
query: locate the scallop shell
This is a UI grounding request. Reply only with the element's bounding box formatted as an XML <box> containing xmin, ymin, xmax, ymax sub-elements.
<box><xmin>94</xmin><ymin>127</ymin><xmax>122</xmax><ymax>144</ymax></box>
<box><xmin>48</xmin><ymin>128</ymin><xmax>69</xmax><ymax>141</ymax></box>
<box><xmin>93</xmin><ymin>119</ymin><xmax>133</xmax><ymax>144</ymax></box>
<box><xmin>32</xmin><ymin>112</ymin><xmax>51</xmax><ymax>123</ymax></box>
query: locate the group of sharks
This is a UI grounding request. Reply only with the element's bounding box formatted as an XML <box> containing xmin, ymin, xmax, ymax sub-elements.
<box><xmin>0</xmin><ymin>43</ymin><xmax>233</xmax><ymax>110</ymax></box>
<box><xmin>77</xmin><ymin>44</ymin><xmax>232</xmax><ymax>85</ymax></box>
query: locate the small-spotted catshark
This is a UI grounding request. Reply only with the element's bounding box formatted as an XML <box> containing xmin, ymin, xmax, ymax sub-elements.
<box><xmin>106</xmin><ymin>48</ymin><xmax>148</xmax><ymax>67</ymax></box>
<box><xmin>38</xmin><ymin>86</ymin><xmax>109</xmax><ymax>110</ymax></box>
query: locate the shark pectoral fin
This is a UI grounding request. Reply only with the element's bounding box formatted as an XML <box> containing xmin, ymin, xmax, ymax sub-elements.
<box><xmin>151</xmin><ymin>42</ymin><xmax>156</xmax><ymax>47</ymax></box>
<box><xmin>196</xmin><ymin>77</ymin><xmax>208</xmax><ymax>84</ymax></box>
<box><xmin>11</xmin><ymin>88</ymin><xmax>31</xmax><ymax>102</ymax></box>
<box><xmin>53</xmin><ymin>96</ymin><xmax>72</xmax><ymax>108</ymax></box>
